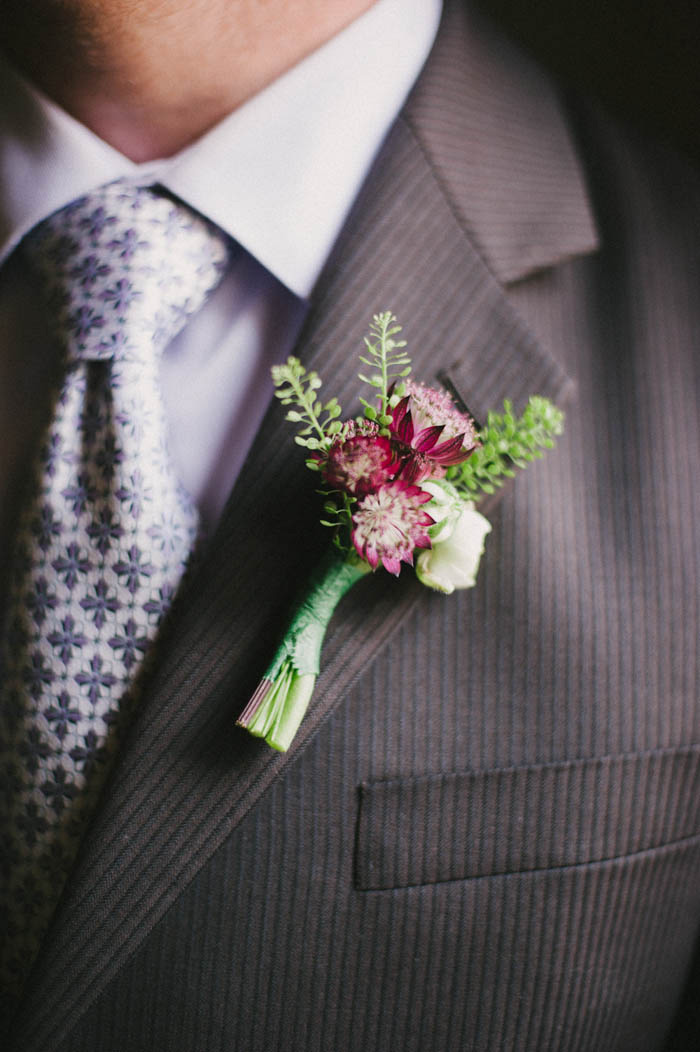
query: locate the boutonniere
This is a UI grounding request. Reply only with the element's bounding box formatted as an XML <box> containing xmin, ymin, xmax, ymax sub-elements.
<box><xmin>237</xmin><ymin>312</ymin><xmax>564</xmax><ymax>751</ymax></box>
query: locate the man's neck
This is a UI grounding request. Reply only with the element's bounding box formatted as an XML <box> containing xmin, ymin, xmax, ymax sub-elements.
<box><xmin>2</xmin><ymin>0</ymin><xmax>376</xmax><ymax>162</ymax></box>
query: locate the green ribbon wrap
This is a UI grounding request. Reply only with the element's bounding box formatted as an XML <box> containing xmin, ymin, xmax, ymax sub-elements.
<box><xmin>237</xmin><ymin>551</ymin><xmax>371</xmax><ymax>751</ymax></box>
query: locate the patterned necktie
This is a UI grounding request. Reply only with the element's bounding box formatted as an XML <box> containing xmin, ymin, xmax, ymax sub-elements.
<box><xmin>0</xmin><ymin>182</ymin><xmax>230</xmax><ymax>1010</ymax></box>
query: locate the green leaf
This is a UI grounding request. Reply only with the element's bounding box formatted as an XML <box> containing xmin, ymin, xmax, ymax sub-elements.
<box><xmin>271</xmin><ymin>354</ymin><xmax>344</xmax><ymax>447</ymax></box>
<box><xmin>357</xmin><ymin>312</ymin><xmax>413</xmax><ymax>416</ymax></box>
<box><xmin>447</xmin><ymin>395</ymin><xmax>564</xmax><ymax>499</ymax></box>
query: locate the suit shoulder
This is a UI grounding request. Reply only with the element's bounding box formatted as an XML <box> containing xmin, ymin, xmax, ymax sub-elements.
<box><xmin>566</xmin><ymin>94</ymin><xmax>700</xmax><ymax>253</ymax></box>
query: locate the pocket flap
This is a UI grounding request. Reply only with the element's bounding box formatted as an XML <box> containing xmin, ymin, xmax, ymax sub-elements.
<box><xmin>355</xmin><ymin>746</ymin><xmax>700</xmax><ymax>890</ymax></box>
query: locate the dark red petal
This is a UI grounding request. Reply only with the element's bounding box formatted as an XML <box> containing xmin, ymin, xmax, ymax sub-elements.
<box><xmin>392</xmin><ymin>398</ymin><xmax>414</xmax><ymax>443</ymax></box>
<box><xmin>427</xmin><ymin>433</ymin><xmax>471</xmax><ymax>464</ymax></box>
<box><xmin>391</xmin><ymin>395</ymin><xmax>410</xmax><ymax>428</ymax></box>
<box><xmin>398</xmin><ymin>415</ymin><xmax>414</xmax><ymax>444</ymax></box>
<box><xmin>399</xmin><ymin>457</ymin><xmax>421</xmax><ymax>484</ymax></box>
<box><xmin>413</xmin><ymin>424</ymin><xmax>445</xmax><ymax>453</ymax></box>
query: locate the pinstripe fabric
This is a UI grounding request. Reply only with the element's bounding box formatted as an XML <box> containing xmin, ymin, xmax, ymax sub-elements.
<box><xmin>5</xmin><ymin>2</ymin><xmax>700</xmax><ymax>1049</ymax></box>
<box><xmin>356</xmin><ymin>748</ymin><xmax>700</xmax><ymax>889</ymax></box>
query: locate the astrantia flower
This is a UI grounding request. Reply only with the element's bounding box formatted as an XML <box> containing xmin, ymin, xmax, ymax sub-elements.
<box><xmin>321</xmin><ymin>421</ymin><xmax>400</xmax><ymax>497</ymax></box>
<box><xmin>351</xmin><ymin>480</ymin><xmax>433</xmax><ymax>575</ymax></box>
<box><xmin>391</xmin><ymin>380</ymin><xmax>478</xmax><ymax>484</ymax></box>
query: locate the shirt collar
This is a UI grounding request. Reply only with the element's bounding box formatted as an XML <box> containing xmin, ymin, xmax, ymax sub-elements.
<box><xmin>0</xmin><ymin>0</ymin><xmax>441</xmax><ymax>296</ymax></box>
<box><xmin>0</xmin><ymin>62</ymin><xmax>138</xmax><ymax>265</ymax></box>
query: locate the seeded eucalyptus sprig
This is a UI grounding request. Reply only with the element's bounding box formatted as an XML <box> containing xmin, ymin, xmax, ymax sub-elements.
<box><xmin>448</xmin><ymin>396</ymin><xmax>564</xmax><ymax>496</ymax></box>
<box><xmin>358</xmin><ymin>311</ymin><xmax>412</xmax><ymax>425</ymax></box>
<box><xmin>271</xmin><ymin>358</ymin><xmax>343</xmax><ymax>453</ymax></box>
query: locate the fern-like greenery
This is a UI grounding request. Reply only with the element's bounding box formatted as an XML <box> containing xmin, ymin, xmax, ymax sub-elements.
<box><xmin>271</xmin><ymin>357</ymin><xmax>342</xmax><ymax>452</ymax></box>
<box><xmin>357</xmin><ymin>311</ymin><xmax>411</xmax><ymax>426</ymax></box>
<box><xmin>271</xmin><ymin>323</ymin><xmax>564</xmax><ymax>505</ymax></box>
<box><xmin>447</xmin><ymin>396</ymin><xmax>565</xmax><ymax>496</ymax></box>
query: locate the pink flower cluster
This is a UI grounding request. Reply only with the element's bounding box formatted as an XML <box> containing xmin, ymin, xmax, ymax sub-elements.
<box><xmin>319</xmin><ymin>383</ymin><xmax>477</xmax><ymax>575</ymax></box>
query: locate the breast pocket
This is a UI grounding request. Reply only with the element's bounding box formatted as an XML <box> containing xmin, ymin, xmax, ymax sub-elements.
<box><xmin>355</xmin><ymin>746</ymin><xmax>700</xmax><ymax>891</ymax></box>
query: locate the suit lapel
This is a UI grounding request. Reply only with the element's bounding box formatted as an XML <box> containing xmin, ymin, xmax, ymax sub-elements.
<box><xmin>10</xmin><ymin>5</ymin><xmax>598</xmax><ymax>1048</ymax></box>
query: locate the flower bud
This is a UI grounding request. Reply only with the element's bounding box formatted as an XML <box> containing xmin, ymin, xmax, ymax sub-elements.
<box><xmin>416</xmin><ymin>494</ymin><xmax>491</xmax><ymax>593</ymax></box>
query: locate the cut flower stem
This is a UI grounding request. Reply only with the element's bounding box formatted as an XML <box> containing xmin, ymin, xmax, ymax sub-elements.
<box><xmin>237</xmin><ymin>551</ymin><xmax>372</xmax><ymax>751</ymax></box>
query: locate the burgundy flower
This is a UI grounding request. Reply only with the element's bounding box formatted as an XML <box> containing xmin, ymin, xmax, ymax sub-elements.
<box><xmin>390</xmin><ymin>381</ymin><xmax>478</xmax><ymax>484</ymax></box>
<box><xmin>322</xmin><ymin>421</ymin><xmax>400</xmax><ymax>498</ymax></box>
<box><xmin>351</xmin><ymin>480</ymin><xmax>434</xmax><ymax>575</ymax></box>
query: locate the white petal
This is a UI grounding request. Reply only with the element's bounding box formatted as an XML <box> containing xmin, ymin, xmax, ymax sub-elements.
<box><xmin>416</xmin><ymin>502</ymin><xmax>491</xmax><ymax>593</ymax></box>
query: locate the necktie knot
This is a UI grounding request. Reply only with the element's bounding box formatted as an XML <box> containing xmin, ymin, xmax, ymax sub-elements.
<box><xmin>22</xmin><ymin>181</ymin><xmax>231</xmax><ymax>362</ymax></box>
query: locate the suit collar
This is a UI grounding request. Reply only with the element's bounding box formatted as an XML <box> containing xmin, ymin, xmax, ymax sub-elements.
<box><xmin>407</xmin><ymin>1</ymin><xmax>599</xmax><ymax>284</ymax></box>
<box><xmin>9</xmin><ymin>7</ymin><xmax>596</xmax><ymax>1047</ymax></box>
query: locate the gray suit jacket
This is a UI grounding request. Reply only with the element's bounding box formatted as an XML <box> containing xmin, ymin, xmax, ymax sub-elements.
<box><xmin>8</xmin><ymin>3</ymin><xmax>700</xmax><ymax>1049</ymax></box>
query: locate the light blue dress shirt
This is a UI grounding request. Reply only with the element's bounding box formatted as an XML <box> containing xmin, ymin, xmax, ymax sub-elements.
<box><xmin>0</xmin><ymin>0</ymin><xmax>441</xmax><ymax>579</ymax></box>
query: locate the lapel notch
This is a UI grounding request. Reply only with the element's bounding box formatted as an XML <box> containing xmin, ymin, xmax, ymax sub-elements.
<box><xmin>406</xmin><ymin>0</ymin><xmax>599</xmax><ymax>286</ymax></box>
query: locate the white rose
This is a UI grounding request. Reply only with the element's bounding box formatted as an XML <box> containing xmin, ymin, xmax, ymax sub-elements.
<box><xmin>416</xmin><ymin>484</ymin><xmax>491</xmax><ymax>593</ymax></box>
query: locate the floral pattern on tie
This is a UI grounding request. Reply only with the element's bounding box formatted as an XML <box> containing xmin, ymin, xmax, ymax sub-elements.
<box><xmin>0</xmin><ymin>182</ymin><xmax>231</xmax><ymax>1011</ymax></box>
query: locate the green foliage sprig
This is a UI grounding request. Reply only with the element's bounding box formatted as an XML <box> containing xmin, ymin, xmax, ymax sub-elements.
<box><xmin>271</xmin><ymin>358</ymin><xmax>342</xmax><ymax>453</ymax></box>
<box><xmin>271</xmin><ymin>328</ymin><xmax>564</xmax><ymax>502</ymax></box>
<box><xmin>358</xmin><ymin>311</ymin><xmax>411</xmax><ymax>426</ymax></box>
<box><xmin>448</xmin><ymin>396</ymin><xmax>565</xmax><ymax>496</ymax></box>
<box><xmin>319</xmin><ymin>489</ymin><xmax>356</xmax><ymax>554</ymax></box>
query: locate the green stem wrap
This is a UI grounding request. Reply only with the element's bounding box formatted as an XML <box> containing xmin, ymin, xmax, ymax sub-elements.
<box><xmin>237</xmin><ymin>551</ymin><xmax>371</xmax><ymax>751</ymax></box>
